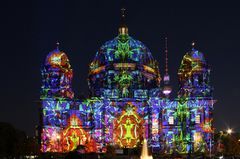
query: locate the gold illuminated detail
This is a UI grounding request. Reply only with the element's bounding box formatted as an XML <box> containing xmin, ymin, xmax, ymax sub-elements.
<box><xmin>114</xmin><ymin>63</ymin><xmax>136</xmax><ymax>69</ymax></box>
<box><xmin>143</xmin><ymin>65</ymin><xmax>156</xmax><ymax>74</ymax></box>
<box><xmin>90</xmin><ymin>66</ymin><xmax>106</xmax><ymax>74</ymax></box>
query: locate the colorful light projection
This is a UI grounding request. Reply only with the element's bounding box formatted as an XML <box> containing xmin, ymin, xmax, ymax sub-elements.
<box><xmin>62</xmin><ymin>114</ymin><xmax>97</xmax><ymax>152</ymax></box>
<box><xmin>114</xmin><ymin>70</ymin><xmax>133</xmax><ymax>98</ymax></box>
<box><xmin>178</xmin><ymin>48</ymin><xmax>211</xmax><ymax>97</ymax></box>
<box><xmin>88</xmin><ymin>33</ymin><xmax>161</xmax><ymax>98</ymax></box>
<box><xmin>193</xmin><ymin>131</ymin><xmax>205</xmax><ymax>152</ymax></box>
<box><xmin>41</xmin><ymin>113</ymin><xmax>97</xmax><ymax>153</ymax></box>
<box><xmin>113</xmin><ymin>103</ymin><xmax>144</xmax><ymax>148</ymax></box>
<box><xmin>159</xmin><ymin>97</ymin><xmax>214</xmax><ymax>154</ymax></box>
<box><xmin>41</xmin><ymin>48</ymin><xmax>74</xmax><ymax>99</ymax></box>
<box><xmin>40</xmin><ymin>29</ymin><xmax>214</xmax><ymax>154</ymax></box>
<box><xmin>41</xmin><ymin>127</ymin><xmax>62</xmax><ymax>152</ymax></box>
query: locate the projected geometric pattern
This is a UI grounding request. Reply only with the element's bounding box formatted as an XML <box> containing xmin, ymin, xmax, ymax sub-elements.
<box><xmin>40</xmin><ymin>23</ymin><xmax>215</xmax><ymax>154</ymax></box>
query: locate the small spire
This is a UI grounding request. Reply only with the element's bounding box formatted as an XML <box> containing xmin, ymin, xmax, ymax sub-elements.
<box><xmin>56</xmin><ymin>41</ymin><xmax>60</xmax><ymax>50</ymax></box>
<box><xmin>165</xmin><ymin>37</ymin><xmax>168</xmax><ymax>75</ymax></box>
<box><xmin>119</xmin><ymin>8</ymin><xmax>128</xmax><ymax>35</ymax></box>
<box><xmin>192</xmin><ymin>41</ymin><xmax>195</xmax><ymax>50</ymax></box>
<box><xmin>121</xmin><ymin>8</ymin><xmax>126</xmax><ymax>19</ymax></box>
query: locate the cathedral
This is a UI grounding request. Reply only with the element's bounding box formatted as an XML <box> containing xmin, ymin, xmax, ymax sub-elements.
<box><xmin>39</xmin><ymin>10</ymin><xmax>215</xmax><ymax>155</ymax></box>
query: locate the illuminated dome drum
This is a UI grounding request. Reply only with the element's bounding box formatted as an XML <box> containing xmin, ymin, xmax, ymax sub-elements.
<box><xmin>88</xmin><ymin>33</ymin><xmax>161</xmax><ymax>98</ymax></box>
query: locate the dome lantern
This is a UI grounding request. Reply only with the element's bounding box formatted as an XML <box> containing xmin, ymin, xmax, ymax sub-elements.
<box><xmin>118</xmin><ymin>8</ymin><xmax>128</xmax><ymax>35</ymax></box>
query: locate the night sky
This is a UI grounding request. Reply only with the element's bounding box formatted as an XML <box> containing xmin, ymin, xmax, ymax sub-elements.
<box><xmin>0</xmin><ymin>1</ymin><xmax>240</xmax><ymax>135</ymax></box>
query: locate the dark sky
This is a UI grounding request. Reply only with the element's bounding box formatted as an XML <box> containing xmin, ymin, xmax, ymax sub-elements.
<box><xmin>0</xmin><ymin>1</ymin><xmax>240</xmax><ymax>135</ymax></box>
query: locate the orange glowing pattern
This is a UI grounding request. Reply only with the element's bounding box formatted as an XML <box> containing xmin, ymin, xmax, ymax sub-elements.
<box><xmin>62</xmin><ymin>115</ymin><xmax>97</xmax><ymax>152</ymax></box>
<box><xmin>143</xmin><ymin>65</ymin><xmax>156</xmax><ymax>74</ymax></box>
<box><xmin>48</xmin><ymin>52</ymin><xmax>66</xmax><ymax>66</ymax></box>
<box><xmin>113</xmin><ymin>103</ymin><xmax>144</xmax><ymax>148</ymax></box>
<box><xmin>90</xmin><ymin>66</ymin><xmax>105</xmax><ymax>74</ymax></box>
<box><xmin>200</xmin><ymin>118</ymin><xmax>213</xmax><ymax>133</ymax></box>
<box><xmin>47</xmin><ymin>51</ymin><xmax>72</xmax><ymax>74</ymax></box>
<box><xmin>178</xmin><ymin>52</ymin><xmax>206</xmax><ymax>79</ymax></box>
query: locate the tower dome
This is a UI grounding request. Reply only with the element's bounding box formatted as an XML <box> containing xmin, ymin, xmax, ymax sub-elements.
<box><xmin>88</xmin><ymin>33</ymin><xmax>161</xmax><ymax>98</ymax></box>
<box><xmin>45</xmin><ymin>48</ymin><xmax>71</xmax><ymax>71</ymax></box>
<box><xmin>178</xmin><ymin>48</ymin><xmax>207</xmax><ymax>80</ymax></box>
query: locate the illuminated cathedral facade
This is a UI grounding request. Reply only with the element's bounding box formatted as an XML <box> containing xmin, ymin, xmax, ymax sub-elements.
<box><xmin>39</xmin><ymin>12</ymin><xmax>215</xmax><ymax>155</ymax></box>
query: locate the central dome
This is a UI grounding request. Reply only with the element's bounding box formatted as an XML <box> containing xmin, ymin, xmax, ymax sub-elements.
<box><xmin>92</xmin><ymin>34</ymin><xmax>155</xmax><ymax>65</ymax></box>
<box><xmin>88</xmin><ymin>33</ymin><xmax>161</xmax><ymax>98</ymax></box>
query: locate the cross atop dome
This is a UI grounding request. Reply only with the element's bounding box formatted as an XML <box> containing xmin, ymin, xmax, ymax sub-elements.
<box><xmin>192</xmin><ymin>41</ymin><xmax>196</xmax><ymax>50</ymax></box>
<box><xmin>56</xmin><ymin>41</ymin><xmax>60</xmax><ymax>50</ymax></box>
<box><xmin>121</xmin><ymin>8</ymin><xmax>126</xmax><ymax>18</ymax></box>
<box><xmin>119</xmin><ymin>8</ymin><xmax>128</xmax><ymax>35</ymax></box>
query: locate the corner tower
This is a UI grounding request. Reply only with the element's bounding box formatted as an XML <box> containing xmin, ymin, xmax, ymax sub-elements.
<box><xmin>41</xmin><ymin>43</ymin><xmax>74</xmax><ymax>99</ymax></box>
<box><xmin>178</xmin><ymin>43</ymin><xmax>212</xmax><ymax>98</ymax></box>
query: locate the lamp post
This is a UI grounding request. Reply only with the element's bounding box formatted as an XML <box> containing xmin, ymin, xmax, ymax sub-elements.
<box><xmin>226</xmin><ymin>128</ymin><xmax>233</xmax><ymax>156</ymax></box>
<box><xmin>226</xmin><ymin>128</ymin><xmax>232</xmax><ymax>135</ymax></box>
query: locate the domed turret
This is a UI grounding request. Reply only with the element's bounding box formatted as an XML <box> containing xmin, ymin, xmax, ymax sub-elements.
<box><xmin>45</xmin><ymin>48</ymin><xmax>71</xmax><ymax>71</ymax></box>
<box><xmin>41</xmin><ymin>44</ymin><xmax>74</xmax><ymax>99</ymax></box>
<box><xmin>178</xmin><ymin>43</ymin><xmax>212</xmax><ymax>97</ymax></box>
<box><xmin>118</xmin><ymin>8</ymin><xmax>128</xmax><ymax>35</ymax></box>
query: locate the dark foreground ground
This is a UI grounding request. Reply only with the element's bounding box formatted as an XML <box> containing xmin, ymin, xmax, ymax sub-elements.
<box><xmin>1</xmin><ymin>154</ymin><xmax>240</xmax><ymax>159</ymax></box>
<box><xmin>38</xmin><ymin>153</ymin><xmax>240</xmax><ymax>159</ymax></box>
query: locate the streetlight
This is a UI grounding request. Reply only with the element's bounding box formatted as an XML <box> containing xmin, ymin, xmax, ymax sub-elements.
<box><xmin>226</xmin><ymin>128</ymin><xmax>232</xmax><ymax>135</ymax></box>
